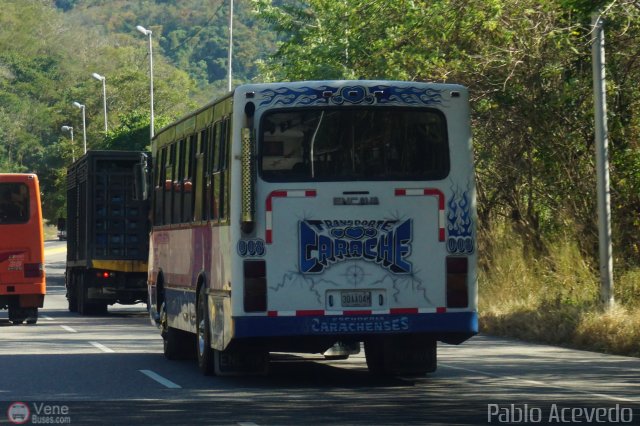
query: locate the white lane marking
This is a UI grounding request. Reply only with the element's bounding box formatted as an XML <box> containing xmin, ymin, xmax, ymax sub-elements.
<box><xmin>441</xmin><ymin>363</ymin><xmax>635</xmax><ymax>403</ymax></box>
<box><xmin>42</xmin><ymin>315</ymin><xmax>54</xmax><ymax>321</ymax></box>
<box><xmin>90</xmin><ymin>341</ymin><xmax>115</xmax><ymax>353</ymax></box>
<box><xmin>139</xmin><ymin>369</ymin><xmax>182</xmax><ymax>389</ymax></box>
<box><xmin>60</xmin><ymin>325</ymin><xmax>77</xmax><ymax>333</ymax></box>
<box><xmin>238</xmin><ymin>423</ymin><xmax>260</xmax><ymax>426</ymax></box>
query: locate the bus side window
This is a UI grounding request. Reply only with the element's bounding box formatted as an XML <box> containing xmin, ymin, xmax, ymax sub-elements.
<box><xmin>173</xmin><ymin>139</ymin><xmax>185</xmax><ymax>224</ymax></box>
<box><xmin>202</xmin><ymin>125</ymin><xmax>212</xmax><ymax>221</ymax></box>
<box><xmin>194</xmin><ymin>128</ymin><xmax>207</xmax><ymax>222</ymax></box>
<box><xmin>210</xmin><ymin>121</ymin><xmax>221</xmax><ymax>221</ymax></box>
<box><xmin>165</xmin><ymin>143</ymin><xmax>175</xmax><ymax>225</ymax></box>
<box><xmin>183</xmin><ymin>135</ymin><xmax>195</xmax><ymax>223</ymax></box>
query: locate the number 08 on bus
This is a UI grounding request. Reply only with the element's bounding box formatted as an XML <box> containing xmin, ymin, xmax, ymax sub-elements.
<box><xmin>141</xmin><ymin>80</ymin><xmax>477</xmax><ymax>376</ymax></box>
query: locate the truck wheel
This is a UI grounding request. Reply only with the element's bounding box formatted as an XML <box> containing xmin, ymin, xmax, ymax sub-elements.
<box><xmin>93</xmin><ymin>303</ymin><xmax>108</xmax><ymax>315</ymax></box>
<box><xmin>196</xmin><ymin>286</ymin><xmax>214</xmax><ymax>375</ymax></box>
<box><xmin>68</xmin><ymin>290</ymin><xmax>78</xmax><ymax>312</ymax></box>
<box><xmin>67</xmin><ymin>272</ymin><xmax>78</xmax><ymax>312</ymax></box>
<box><xmin>77</xmin><ymin>280</ymin><xmax>86</xmax><ymax>315</ymax></box>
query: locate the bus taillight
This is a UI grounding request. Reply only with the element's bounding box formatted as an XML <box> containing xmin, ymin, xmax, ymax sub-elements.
<box><xmin>23</xmin><ymin>263</ymin><xmax>43</xmax><ymax>278</ymax></box>
<box><xmin>243</xmin><ymin>260</ymin><xmax>266</xmax><ymax>312</ymax></box>
<box><xmin>446</xmin><ymin>256</ymin><xmax>468</xmax><ymax>308</ymax></box>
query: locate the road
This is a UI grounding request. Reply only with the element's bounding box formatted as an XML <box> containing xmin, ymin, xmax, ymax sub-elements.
<box><xmin>1</xmin><ymin>240</ymin><xmax>639</xmax><ymax>425</ymax></box>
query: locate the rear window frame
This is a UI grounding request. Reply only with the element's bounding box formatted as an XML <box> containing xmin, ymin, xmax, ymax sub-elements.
<box><xmin>257</xmin><ymin>106</ymin><xmax>451</xmax><ymax>183</ymax></box>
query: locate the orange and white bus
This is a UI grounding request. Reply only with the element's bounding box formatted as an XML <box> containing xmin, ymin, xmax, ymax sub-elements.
<box><xmin>144</xmin><ymin>80</ymin><xmax>477</xmax><ymax>375</ymax></box>
<box><xmin>0</xmin><ymin>173</ymin><xmax>45</xmax><ymax>324</ymax></box>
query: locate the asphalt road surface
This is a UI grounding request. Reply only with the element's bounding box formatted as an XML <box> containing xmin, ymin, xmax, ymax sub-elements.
<box><xmin>1</xmin><ymin>240</ymin><xmax>639</xmax><ymax>425</ymax></box>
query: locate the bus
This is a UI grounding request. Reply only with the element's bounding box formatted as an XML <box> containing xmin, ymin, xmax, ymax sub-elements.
<box><xmin>0</xmin><ymin>173</ymin><xmax>45</xmax><ymax>324</ymax></box>
<box><xmin>144</xmin><ymin>80</ymin><xmax>477</xmax><ymax>375</ymax></box>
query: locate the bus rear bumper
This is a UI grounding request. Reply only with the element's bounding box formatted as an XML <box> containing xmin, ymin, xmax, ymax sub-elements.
<box><xmin>0</xmin><ymin>293</ymin><xmax>44</xmax><ymax>309</ymax></box>
<box><xmin>233</xmin><ymin>311</ymin><xmax>478</xmax><ymax>344</ymax></box>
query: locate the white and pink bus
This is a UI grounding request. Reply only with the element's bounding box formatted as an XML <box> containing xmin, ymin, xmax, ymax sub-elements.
<box><xmin>145</xmin><ymin>80</ymin><xmax>477</xmax><ymax>375</ymax></box>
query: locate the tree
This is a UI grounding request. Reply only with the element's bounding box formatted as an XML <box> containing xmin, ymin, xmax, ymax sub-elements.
<box><xmin>254</xmin><ymin>0</ymin><xmax>640</xmax><ymax>265</ymax></box>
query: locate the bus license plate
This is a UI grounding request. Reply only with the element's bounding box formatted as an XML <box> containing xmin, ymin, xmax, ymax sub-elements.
<box><xmin>341</xmin><ymin>291</ymin><xmax>371</xmax><ymax>308</ymax></box>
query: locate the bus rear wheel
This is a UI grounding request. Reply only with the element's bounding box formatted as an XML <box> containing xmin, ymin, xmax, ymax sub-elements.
<box><xmin>8</xmin><ymin>306</ymin><xmax>35</xmax><ymax>325</ymax></box>
<box><xmin>8</xmin><ymin>312</ymin><xmax>25</xmax><ymax>325</ymax></box>
<box><xmin>25</xmin><ymin>308</ymin><xmax>38</xmax><ymax>324</ymax></box>
<box><xmin>364</xmin><ymin>336</ymin><xmax>437</xmax><ymax>376</ymax></box>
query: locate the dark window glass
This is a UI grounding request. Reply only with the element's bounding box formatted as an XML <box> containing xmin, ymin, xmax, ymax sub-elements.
<box><xmin>184</xmin><ymin>135</ymin><xmax>195</xmax><ymax>223</ymax></box>
<box><xmin>259</xmin><ymin>108</ymin><xmax>450</xmax><ymax>182</ymax></box>
<box><xmin>0</xmin><ymin>183</ymin><xmax>29</xmax><ymax>224</ymax></box>
<box><xmin>173</xmin><ymin>140</ymin><xmax>185</xmax><ymax>224</ymax></box>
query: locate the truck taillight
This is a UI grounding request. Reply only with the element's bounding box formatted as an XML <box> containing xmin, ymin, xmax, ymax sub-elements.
<box><xmin>96</xmin><ymin>271</ymin><xmax>114</xmax><ymax>279</ymax></box>
<box><xmin>24</xmin><ymin>263</ymin><xmax>43</xmax><ymax>278</ymax></box>
<box><xmin>244</xmin><ymin>260</ymin><xmax>266</xmax><ymax>312</ymax></box>
<box><xmin>446</xmin><ymin>256</ymin><xmax>468</xmax><ymax>308</ymax></box>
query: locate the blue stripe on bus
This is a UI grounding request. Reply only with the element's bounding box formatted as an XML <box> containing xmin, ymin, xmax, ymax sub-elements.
<box><xmin>233</xmin><ymin>311</ymin><xmax>478</xmax><ymax>338</ymax></box>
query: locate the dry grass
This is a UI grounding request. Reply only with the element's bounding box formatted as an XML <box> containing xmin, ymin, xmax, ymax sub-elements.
<box><xmin>479</xmin><ymin>224</ymin><xmax>640</xmax><ymax>357</ymax></box>
<box><xmin>573</xmin><ymin>305</ymin><xmax>640</xmax><ymax>357</ymax></box>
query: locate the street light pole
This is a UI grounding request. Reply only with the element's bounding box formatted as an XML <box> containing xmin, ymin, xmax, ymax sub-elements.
<box><xmin>61</xmin><ymin>125</ymin><xmax>75</xmax><ymax>162</ymax></box>
<box><xmin>136</xmin><ymin>25</ymin><xmax>155</xmax><ymax>139</ymax></box>
<box><xmin>92</xmin><ymin>72</ymin><xmax>108</xmax><ymax>133</ymax></box>
<box><xmin>72</xmin><ymin>101</ymin><xmax>87</xmax><ymax>154</ymax></box>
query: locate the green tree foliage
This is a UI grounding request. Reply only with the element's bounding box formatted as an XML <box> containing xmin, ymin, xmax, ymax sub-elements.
<box><xmin>254</xmin><ymin>0</ymin><xmax>640</xmax><ymax>267</ymax></box>
<box><xmin>102</xmin><ymin>110</ymin><xmax>173</xmax><ymax>151</ymax></box>
<box><xmin>56</xmin><ymin>0</ymin><xmax>276</xmax><ymax>91</ymax></box>
<box><xmin>0</xmin><ymin>0</ymin><xmax>222</xmax><ymax>221</ymax></box>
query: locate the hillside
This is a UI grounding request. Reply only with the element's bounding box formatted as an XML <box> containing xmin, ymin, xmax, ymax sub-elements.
<box><xmin>0</xmin><ymin>0</ymin><xmax>275</xmax><ymax>219</ymax></box>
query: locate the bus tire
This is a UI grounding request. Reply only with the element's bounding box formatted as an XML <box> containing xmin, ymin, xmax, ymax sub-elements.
<box><xmin>365</xmin><ymin>336</ymin><xmax>437</xmax><ymax>376</ymax></box>
<box><xmin>160</xmin><ymin>301</ymin><xmax>182</xmax><ymax>360</ymax></box>
<box><xmin>196</xmin><ymin>285</ymin><xmax>214</xmax><ymax>375</ymax></box>
<box><xmin>25</xmin><ymin>308</ymin><xmax>38</xmax><ymax>325</ymax></box>
<box><xmin>364</xmin><ymin>337</ymin><xmax>388</xmax><ymax>375</ymax></box>
<box><xmin>8</xmin><ymin>306</ymin><xmax>27</xmax><ymax>325</ymax></box>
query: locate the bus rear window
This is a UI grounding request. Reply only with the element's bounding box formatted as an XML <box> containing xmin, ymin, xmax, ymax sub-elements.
<box><xmin>259</xmin><ymin>108</ymin><xmax>450</xmax><ymax>182</ymax></box>
<box><xmin>0</xmin><ymin>183</ymin><xmax>29</xmax><ymax>224</ymax></box>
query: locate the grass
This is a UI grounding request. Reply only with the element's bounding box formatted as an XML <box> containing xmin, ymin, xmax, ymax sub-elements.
<box><xmin>478</xmin><ymin>224</ymin><xmax>640</xmax><ymax>357</ymax></box>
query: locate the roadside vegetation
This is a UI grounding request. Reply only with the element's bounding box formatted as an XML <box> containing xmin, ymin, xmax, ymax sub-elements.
<box><xmin>479</xmin><ymin>224</ymin><xmax>640</xmax><ymax>357</ymax></box>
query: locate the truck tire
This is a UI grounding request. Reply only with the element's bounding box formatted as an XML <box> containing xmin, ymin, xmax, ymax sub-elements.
<box><xmin>196</xmin><ymin>285</ymin><xmax>214</xmax><ymax>375</ymax></box>
<box><xmin>77</xmin><ymin>278</ymin><xmax>87</xmax><ymax>315</ymax></box>
<box><xmin>67</xmin><ymin>271</ymin><xmax>78</xmax><ymax>313</ymax></box>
